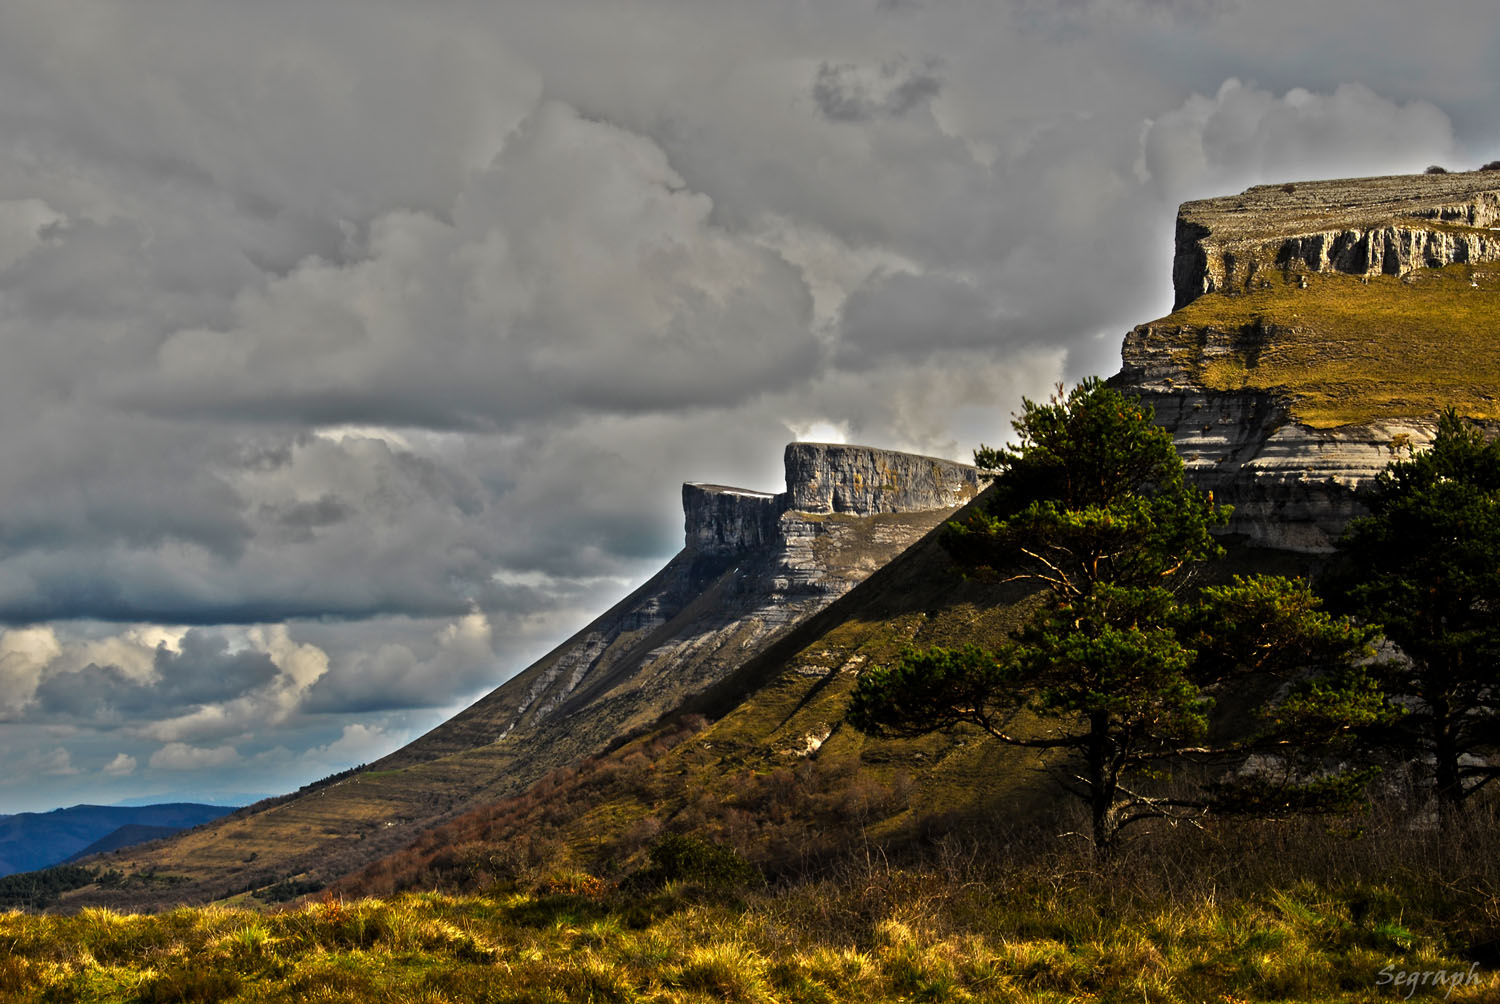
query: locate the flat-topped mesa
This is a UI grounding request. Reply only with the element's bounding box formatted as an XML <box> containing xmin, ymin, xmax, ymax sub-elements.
<box><xmin>684</xmin><ymin>443</ymin><xmax>982</xmax><ymax>555</ymax></box>
<box><xmin>784</xmin><ymin>442</ymin><xmax>983</xmax><ymax>515</ymax></box>
<box><xmin>1173</xmin><ymin>172</ymin><xmax>1500</xmax><ymax>309</ymax></box>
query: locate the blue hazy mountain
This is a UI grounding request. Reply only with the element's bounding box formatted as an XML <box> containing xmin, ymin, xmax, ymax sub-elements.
<box><xmin>0</xmin><ymin>803</ymin><xmax>236</xmax><ymax>876</ymax></box>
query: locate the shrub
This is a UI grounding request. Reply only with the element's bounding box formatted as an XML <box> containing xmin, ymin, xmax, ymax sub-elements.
<box><xmin>1426</xmin><ymin>164</ymin><xmax>1449</xmax><ymax>174</ymax></box>
<box><xmin>644</xmin><ymin>833</ymin><xmax>760</xmax><ymax>890</ymax></box>
<box><xmin>1481</xmin><ymin>160</ymin><xmax>1500</xmax><ymax>171</ymax></box>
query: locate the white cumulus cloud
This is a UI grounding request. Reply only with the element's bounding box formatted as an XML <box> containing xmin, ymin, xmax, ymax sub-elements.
<box><xmin>103</xmin><ymin>752</ymin><xmax>137</xmax><ymax>776</ymax></box>
<box><xmin>149</xmin><ymin>742</ymin><xmax>240</xmax><ymax>771</ymax></box>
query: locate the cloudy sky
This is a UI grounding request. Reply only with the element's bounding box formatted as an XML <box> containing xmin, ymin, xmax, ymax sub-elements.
<box><xmin>1</xmin><ymin>0</ymin><xmax>1493</xmax><ymax>813</ymax></box>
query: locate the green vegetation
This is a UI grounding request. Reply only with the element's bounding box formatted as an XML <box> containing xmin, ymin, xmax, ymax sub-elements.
<box><xmin>1334</xmin><ymin>409</ymin><xmax>1500</xmax><ymax>807</ymax></box>
<box><xmin>1159</xmin><ymin>263</ymin><xmax>1500</xmax><ymax>427</ymax></box>
<box><xmin>850</xmin><ymin>380</ymin><xmax>1383</xmax><ymax>854</ymax></box>
<box><xmin>0</xmin><ymin>866</ymin><xmax>107</xmax><ymax>912</ymax></box>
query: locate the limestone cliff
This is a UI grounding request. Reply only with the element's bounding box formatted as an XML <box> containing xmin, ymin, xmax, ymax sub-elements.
<box><xmin>392</xmin><ymin>443</ymin><xmax>980</xmax><ymax>764</ymax></box>
<box><xmin>1171</xmin><ymin>173</ymin><xmax>1500</xmax><ymax>309</ymax></box>
<box><xmin>1119</xmin><ymin>171</ymin><xmax>1500</xmax><ymax>552</ymax></box>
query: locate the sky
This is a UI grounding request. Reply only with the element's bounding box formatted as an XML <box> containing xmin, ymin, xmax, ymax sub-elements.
<box><xmin>1</xmin><ymin>0</ymin><xmax>1495</xmax><ymax>813</ymax></box>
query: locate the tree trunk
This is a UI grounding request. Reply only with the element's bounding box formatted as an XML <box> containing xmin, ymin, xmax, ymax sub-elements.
<box><xmin>1432</xmin><ymin>699</ymin><xmax>1465</xmax><ymax>809</ymax></box>
<box><xmin>1087</xmin><ymin>711</ymin><xmax>1118</xmax><ymax>860</ymax></box>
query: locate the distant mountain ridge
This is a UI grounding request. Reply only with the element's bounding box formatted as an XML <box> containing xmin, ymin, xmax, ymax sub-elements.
<box><xmin>0</xmin><ymin>803</ymin><xmax>234</xmax><ymax>877</ymax></box>
<box><xmin>61</xmin><ymin>824</ymin><xmax>187</xmax><ymax>864</ymax></box>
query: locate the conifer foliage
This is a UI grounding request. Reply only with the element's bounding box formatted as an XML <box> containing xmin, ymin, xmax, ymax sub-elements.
<box><xmin>1335</xmin><ymin>409</ymin><xmax>1500</xmax><ymax>808</ymax></box>
<box><xmin>849</xmin><ymin>379</ymin><xmax>1386</xmax><ymax>855</ymax></box>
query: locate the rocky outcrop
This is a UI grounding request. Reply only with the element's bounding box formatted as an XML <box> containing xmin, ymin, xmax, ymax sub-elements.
<box><xmin>1119</xmin><ymin>290</ymin><xmax>1438</xmax><ymax>551</ymax></box>
<box><xmin>682</xmin><ymin>484</ymin><xmax>781</xmax><ymax>555</ymax></box>
<box><xmin>1120</xmin><ymin>173</ymin><xmax>1500</xmax><ymax>550</ymax></box>
<box><xmin>783</xmin><ymin>443</ymin><xmax>983</xmax><ymax>515</ymax></box>
<box><xmin>1130</xmin><ymin>384</ymin><xmax>1431</xmax><ymax>552</ymax></box>
<box><xmin>1172</xmin><ymin>173</ymin><xmax>1500</xmax><ymax>309</ymax></box>
<box><xmin>683</xmin><ymin>444</ymin><xmax>983</xmax><ymax>558</ymax></box>
<box><xmin>387</xmin><ymin>443</ymin><xmax>979</xmax><ymax>765</ymax></box>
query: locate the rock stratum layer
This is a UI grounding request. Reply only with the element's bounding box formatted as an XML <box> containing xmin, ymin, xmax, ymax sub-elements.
<box><xmin>68</xmin><ymin>445</ymin><xmax>978</xmax><ymax>909</ymax></box>
<box><xmin>1172</xmin><ymin>172</ymin><xmax>1500</xmax><ymax>309</ymax></box>
<box><xmin>1120</xmin><ymin>171</ymin><xmax>1500</xmax><ymax>552</ymax></box>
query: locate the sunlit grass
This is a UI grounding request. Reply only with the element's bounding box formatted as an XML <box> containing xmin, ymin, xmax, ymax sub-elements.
<box><xmin>1147</xmin><ymin>263</ymin><xmax>1500</xmax><ymax>427</ymax></box>
<box><xmin>4</xmin><ymin>863</ymin><xmax>1497</xmax><ymax>1003</ymax></box>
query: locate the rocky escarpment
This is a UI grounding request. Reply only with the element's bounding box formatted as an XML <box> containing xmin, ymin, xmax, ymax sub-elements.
<box><xmin>683</xmin><ymin>444</ymin><xmax>982</xmax><ymax>555</ymax></box>
<box><xmin>1120</xmin><ymin>172</ymin><xmax>1500</xmax><ymax>551</ymax></box>
<box><xmin>1172</xmin><ymin>173</ymin><xmax>1500</xmax><ymax>309</ymax></box>
<box><xmin>783</xmin><ymin>443</ymin><xmax>982</xmax><ymax>515</ymax></box>
<box><xmin>1116</xmin><ymin>362</ymin><xmax>1431</xmax><ymax>552</ymax></box>
<box><xmin>403</xmin><ymin>443</ymin><xmax>981</xmax><ymax>760</ymax></box>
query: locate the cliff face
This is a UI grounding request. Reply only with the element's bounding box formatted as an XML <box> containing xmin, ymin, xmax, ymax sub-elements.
<box><xmin>1121</xmin><ymin>172</ymin><xmax>1500</xmax><ymax>552</ymax></box>
<box><xmin>1171</xmin><ymin>173</ymin><xmax>1500</xmax><ymax>309</ymax></box>
<box><xmin>407</xmin><ymin>443</ymin><xmax>981</xmax><ymax>761</ymax></box>
<box><xmin>683</xmin><ymin>444</ymin><xmax>982</xmax><ymax>555</ymax></box>
<box><xmin>783</xmin><ymin>443</ymin><xmax>982</xmax><ymax>515</ymax></box>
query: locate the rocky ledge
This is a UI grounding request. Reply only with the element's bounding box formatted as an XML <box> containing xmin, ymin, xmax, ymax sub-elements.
<box><xmin>684</xmin><ymin>443</ymin><xmax>982</xmax><ymax>555</ymax></box>
<box><xmin>1173</xmin><ymin>172</ymin><xmax>1500</xmax><ymax>309</ymax></box>
<box><xmin>1127</xmin><ymin>385</ymin><xmax>1431</xmax><ymax>552</ymax></box>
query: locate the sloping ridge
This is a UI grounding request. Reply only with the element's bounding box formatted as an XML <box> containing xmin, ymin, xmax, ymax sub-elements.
<box><xmin>58</xmin><ymin>444</ymin><xmax>980</xmax><ymax>910</ymax></box>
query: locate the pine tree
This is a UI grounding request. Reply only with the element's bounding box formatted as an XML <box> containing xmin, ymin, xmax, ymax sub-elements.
<box><xmin>849</xmin><ymin>379</ymin><xmax>1385</xmax><ymax>855</ymax></box>
<box><xmin>1335</xmin><ymin>409</ymin><xmax>1500</xmax><ymax>808</ymax></box>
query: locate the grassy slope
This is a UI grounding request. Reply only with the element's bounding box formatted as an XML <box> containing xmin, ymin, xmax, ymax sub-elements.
<box><xmin>1146</xmin><ymin>262</ymin><xmax>1500</xmax><ymax>427</ymax></box>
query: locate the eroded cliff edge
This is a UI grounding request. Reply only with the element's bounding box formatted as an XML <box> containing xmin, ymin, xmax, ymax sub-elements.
<box><xmin>401</xmin><ymin>442</ymin><xmax>981</xmax><ymax>764</ymax></box>
<box><xmin>1171</xmin><ymin>172</ymin><xmax>1500</xmax><ymax>309</ymax></box>
<box><xmin>1118</xmin><ymin>171</ymin><xmax>1500</xmax><ymax>552</ymax></box>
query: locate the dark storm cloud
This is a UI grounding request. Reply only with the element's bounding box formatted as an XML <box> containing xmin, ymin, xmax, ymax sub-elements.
<box><xmin>33</xmin><ymin>632</ymin><xmax>279</xmax><ymax>720</ymax></box>
<box><xmin>836</xmin><ymin>271</ymin><xmax>1005</xmax><ymax>367</ymax></box>
<box><xmin>0</xmin><ymin>0</ymin><xmax>1489</xmax><ymax>810</ymax></box>
<box><xmin>262</xmin><ymin>495</ymin><xmax>355</xmax><ymax>541</ymax></box>
<box><xmin>813</xmin><ymin>60</ymin><xmax>942</xmax><ymax>122</ymax></box>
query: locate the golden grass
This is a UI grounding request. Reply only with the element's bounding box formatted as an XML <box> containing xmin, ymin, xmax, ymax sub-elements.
<box><xmin>1154</xmin><ymin>263</ymin><xmax>1500</xmax><ymax>427</ymax></box>
<box><xmin>5</xmin><ymin>852</ymin><xmax>1499</xmax><ymax>1004</ymax></box>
